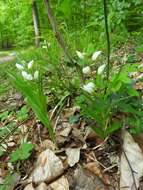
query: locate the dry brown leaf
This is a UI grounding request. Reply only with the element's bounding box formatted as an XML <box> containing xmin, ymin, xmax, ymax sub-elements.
<box><xmin>72</xmin><ymin>128</ymin><xmax>85</xmax><ymax>142</ymax></box>
<box><xmin>134</xmin><ymin>82</ymin><xmax>143</xmax><ymax>90</ymax></box>
<box><xmin>60</xmin><ymin>125</ymin><xmax>72</xmax><ymax>137</ymax></box>
<box><xmin>61</xmin><ymin>107</ymin><xmax>80</xmax><ymax>120</ymax></box>
<box><xmin>49</xmin><ymin>176</ymin><xmax>69</xmax><ymax>190</ymax></box>
<box><xmin>32</xmin><ymin>149</ymin><xmax>64</xmax><ymax>184</ymax></box>
<box><xmin>120</xmin><ymin>130</ymin><xmax>143</xmax><ymax>190</ymax></box>
<box><xmin>42</xmin><ymin>139</ymin><xmax>56</xmax><ymax>150</ymax></box>
<box><xmin>65</xmin><ymin>148</ymin><xmax>80</xmax><ymax>167</ymax></box>
<box><xmin>85</xmin><ymin>162</ymin><xmax>102</xmax><ymax>178</ymax></box>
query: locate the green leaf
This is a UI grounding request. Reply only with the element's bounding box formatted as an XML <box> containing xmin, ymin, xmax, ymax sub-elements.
<box><xmin>60</xmin><ymin>0</ymin><xmax>71</xmax><ymax>17</ymax></box>
<box><xmin>0</xmin><ymin>150</ymin><xmax>4</xmax><ymax>157</ymax></box>
<box><xmin>91</xmin><ymin>125</ymin><xmax>106</xmax><ymax>139</ymax></box>
<box><xmin>10</xmin><ymin>143</ymin><xmax>34</xmax><ymax>162</ymax></box>
<box><xmin>127</xmin><ymin>87</ymin><xmax>139</xmax><ymax>97</ymax></box>
<box><xmin>8</xmin><ymin>72</ymin><xmax>55</xmax><ymax>142</ymax></box>
<box><xmin>111</xmin><ymin>81</ymin><xmax>122</xmax><ymax>92</ymax></box>
<box><xmin>106</xmin><ymin>121</ymin><xmax>122</xmax><ymax>135</ymax></box>
<box><xmin>0</xmin><ymin>111</ymin><xmax>9</xmax><ymax>121</ymax></box>
<box><xmin>16</xmin><ymin>105</ymin><xmax>29</xmax><ymax>121</ymax></box>
<box><xmin>0</xmin><ymin>173</ymin><xmax>20</xmax><ymax>190</ymax></box>
<box><xmin>69</xmin><ymin>115</ymin><xmax>79</xmax><ymax>124</ymax></box>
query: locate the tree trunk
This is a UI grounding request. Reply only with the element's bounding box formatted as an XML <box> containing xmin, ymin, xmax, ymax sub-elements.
<box><xmin>32</xmin><ymin>0</ymin><xmax>40</xmax><ymax>47</ymax></box>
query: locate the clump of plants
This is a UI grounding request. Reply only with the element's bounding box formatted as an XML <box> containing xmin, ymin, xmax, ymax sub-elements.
<box><xmin>75</xmin><ymin>50</ymin><xmax>143</xmax><ymax>138</ymax></box>
<box><xmin>9</xmin><ymin>60</ymin><xmax>55</xmax><ymax>142</ymax></box>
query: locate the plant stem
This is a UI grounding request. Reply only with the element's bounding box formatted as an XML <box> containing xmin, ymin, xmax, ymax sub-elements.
<box><xmin>103</xmin><ymin>0</ymin><xmax>110</xmax><ymax>81</ymax></box>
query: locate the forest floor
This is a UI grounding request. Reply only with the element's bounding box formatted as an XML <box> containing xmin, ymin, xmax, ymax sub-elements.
<box><xmin>0</xmin><ymin>45</ymin><xmax>143</xmax><ymax>190</ymax></box>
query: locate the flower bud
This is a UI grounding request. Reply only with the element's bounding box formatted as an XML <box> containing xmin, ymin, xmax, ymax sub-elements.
<box><xmin>76</xmin><ymin>50</ymin><xmax>84</xmax><ymax>60</ymax></box>
<box><xmin>97</xmin><ymin>64</ymin><xmax>106</xmax><ymax>75</ymax></box>
<box><xmin>16</xmin><ymin>63</ymin><xmax>24</xmax><ymax>71</ymax></box>
<box><xmin>82</xmin><ymin>82</ymin><xmax>95</xmax><ymax>93</ymax></box>
<box><xmin>82</xmin><ymin>66</ymin><xmax>91</xmax><ymax>74</ymax></box>
<box><xmin>34</xmin><ymin>71</ymin><xmax>39</xmax><ymax>80</ymax></box>
<box><xmin>92</xmin><ymin>51</ymin><xmax>101</xmax><ymax>61</ymax></box>
<box><xmin>28</xmin><ymin>60</ymin><xmax>34</xmax><ymax>69</ymax></box>
<box><xmin>22</xmin><ymin>71</ymin><xmax>33</xmax><ymax>80</ymax></box>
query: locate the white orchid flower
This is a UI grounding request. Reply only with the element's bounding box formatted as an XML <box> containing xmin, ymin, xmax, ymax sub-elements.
<box><xmin>34</xmin><ymin>71</ymin><xmax>39</xmax><ymax>80</ymax></box>
<box><xmin>76</xmin><ymin>50</ymin><xmax>85</xmax><ymax>60</ymax></box>
<box><xmin>138</xmin><ymin>63</ymin><xmax>143</xmax><ymax>69</ymax></box>
<box><xmin>82</xmin><ymin>66</ymin><xmax>91</xmax><ymax>74</ymax></box>
<box><xmin>47</xmin><ymin>42</ymin><xmax>51</xmax><ymax>47</ymax></box>
<box><xmin>16</xmin><ymin>63</ymin><xmax>24</xmax><ymax>71</ymax></box>
<box><xmin>42</xmin><ymin>45</ymin><xmax>48</xmax><ymax>49</ymax></box>
<box><xmin>97</xmin><ymin>64</ymin><xmax>106</xmax><ymax>75</ymax></box>
<box><xmin>28</xmin><ymin>60</ymin><xmax>34</xmax><ymax>69</ymax></box>
<box><xmin>82</xmin><ymin>82</ymin><xmax>95</xmax><ymax>94</ymax></box>
<box><xmin>22</xmin><ymin>71</ymin><xmax>33</xmax><ymax>81</ymax></box>
<box><xmin>92</xmin><ymin>51</ymin><xmax>102</xmax><ymax>61</ymax></box>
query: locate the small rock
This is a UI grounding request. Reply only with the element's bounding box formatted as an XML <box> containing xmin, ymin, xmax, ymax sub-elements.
<box><xmin>73</xmin><ymin>166</ymin><xmax>105</xmax><ymax>190</ymax></box>
<box><xmin>32</xmin><ymin>149</ymin><xmax>64</xmax><ymax>184</ymax></box>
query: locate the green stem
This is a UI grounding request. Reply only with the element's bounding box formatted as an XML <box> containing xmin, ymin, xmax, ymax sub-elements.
<box><xmin>103</xmin><ymin>0</ymin><xmax>110</xmax><ymax>81</ymax></box>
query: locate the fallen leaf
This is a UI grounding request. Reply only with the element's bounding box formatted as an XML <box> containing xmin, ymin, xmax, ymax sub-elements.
<box><xmin>65</xmin><ymin>148</ymin><xmax>80</xmax><ymax>167</ymax></box>
<box><xmin>72</xmin><ymin>128</ymin><xmax>85</xmax><ymax>142</ymax></box>
<box><xmin>42</xmin><ymin>139</ymin><xmax>56</xmax><ymax>150</ymax></box>
<box><xmin>61</xmin><ymin>107</ymin><xmax>80</xmax><ymax>121</ymax></box>
<box><xmin>85</xmin><ymin>162</ymin><xmax>102</xmax><ymax>178</ymax></box>
<box><xmin>134</xmin><ymin>82</ymin><xmax>143</xmax><ymax>90</ymax></box>
<box><xmin>49</xmin><ymin>176</ymin><xmax>69</xmax><ymax>190</ymax></box>
<box><xmin>32</xmin><ymin>149</ymin><xmax>64</xmax><ymax>184</ymax></box>
<box><xmin>60</xmin><ymin>125</ymin><xmax>72</xmax><ymax>137</ymax></box>
<box><xmin>120</xmin><ymin>130</ymin><xmax>143</xmax><ymax>190</ymax></box>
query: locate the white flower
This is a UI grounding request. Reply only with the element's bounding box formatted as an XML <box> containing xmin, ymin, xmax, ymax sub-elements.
<box><xmin>28</xmin><ymin>60</ymin><xmax>34</xmax><ymax>69</ymax></box>
<box><xmin>42</xmin><ymin>45</ymin><xmax>48</xmax><ymax>49</ymax></box>
<box><xmin>97</xmin><ymin>64</ymin><xmax>106</xmax><ymax>75</ymax></box>
<box><xmin>92</xmin><ymin>51</ymin><xmax>102</xmax><ymax>61</ymax></box>
<box><xmin>16</xmin><ymin>63</ymin><xmax>24</xmax><ymax>71</ymax></box>
<box><xmin>34</xmin><ymin>71</ymin><xmax>39</xmax><ymax>80</ymax></box>
<box><xmin>76</xmin><ymin>50</ymin><xmax>84</xmax><ymax>60</ymax></box>
<box><xmin>138</xmin><ymin>63</ymin><xmax>143</xmax><ymax>69</ymax></box>
<box><xmin>22</xmin><ymin>71</ymin><xmax>33</xmax><ymax>80</ymax></box>
<box><xmin>47</xmin><ymin>42</ymin><xmax>51</xmax><ymax>47</ymax></box>
<box><xmin>82</xmin><ymin>82</ymin><xmax>95</xmax><ymax>93</ymax></box>
<box><xmin>82</xmin><ymin>66</ymin><xmax>91</xmax><ymax>74</ymax></box>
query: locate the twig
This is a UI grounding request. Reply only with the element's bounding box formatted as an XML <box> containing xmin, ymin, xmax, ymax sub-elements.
<box><xmin>103</xmin><ymin>164</ymin><xmax>117</xmax><ymax>173</ymax></box>
<box><xmin>92</xmin><ymin>137</ymin><xmax>108</xmax><ymax>150</ymax></box>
